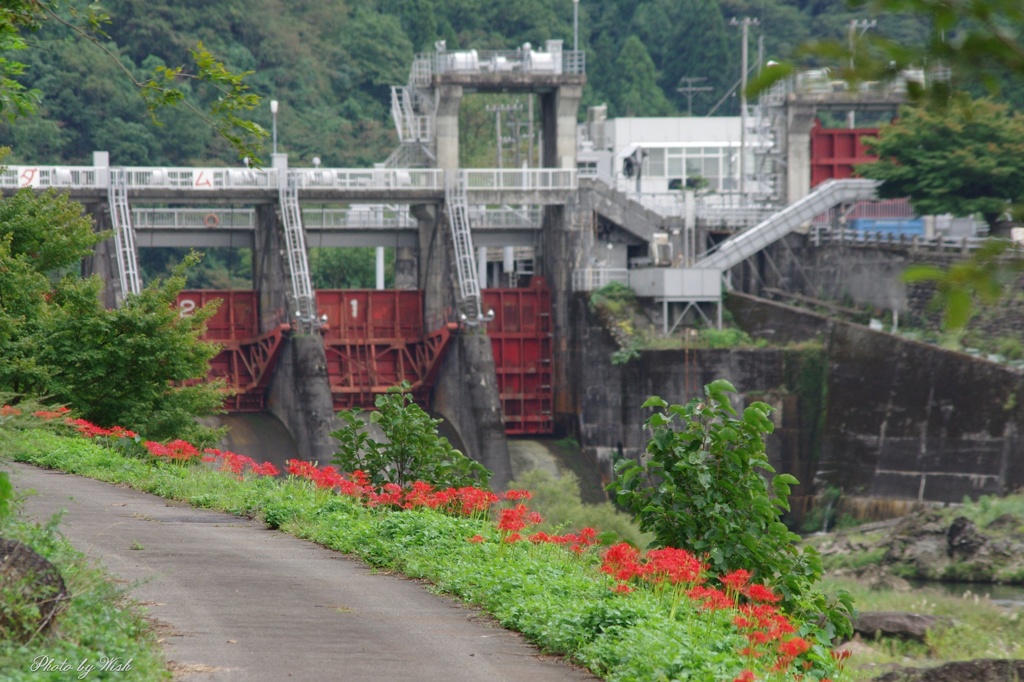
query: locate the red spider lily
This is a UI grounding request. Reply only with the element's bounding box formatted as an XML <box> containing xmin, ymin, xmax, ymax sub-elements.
<box><xmin>613</xmin><ymin>583</ymin><xmax>633</xmax><ymax>594</ymax></box>
<box><xmin>403</xmin><ymin>481</ymin><xmax>440</xmax><ymax>509</ymax></box>
<box><xmin>645</xmin><ymin>547</ymin><xmax>704</xmax><ymax>585</ymax></box>
<box><xmin>144</xmin><ymin>439</ymin><xmax>200</xmax><ymax>462</ymax></box>
<box><xmin>203</xmin><ymin>448</ymin><xmax>279</xmax><ymax>478</ymax></box>
<box><xmin>467</xmin><ymin>534</ymin><xmax>486</xmax><ymax>543</ymax></box>
<box><xmin>732</xmin><ymin>670</ymin><xmax>756</xmax><ymax>682</ymax></box>
<box><xmin>502</xmin><ymin>489</ymin><xmax>532</xmax><ymax>501</ymax></box>
<box><xmin>831</xmin><ymin>648</ymin><xmax>852</xmax><ymax>671</ymax></box>
<box><xmin>601</xmin><ymin>543</ymin><xmax>643</xmax><ymax>583</ymax></box>
<box><xmin>368</xmin><ymin>483</ymin><xmax>404</xmax><ymax>507</ymax></box>
<box><xmin>254</xmin><ymin>461</ymin><xmax>280</xmax><ymax>476</ymax></box>
<box><xmin>687</xmin><ymin>585</ymin><xmax>733</xmax><ymax>611</ymax></box>
<box><xmin>497</xmin><ymin>504</ymin><xmax>531</xmax><ymax>532</ymax></box>
<box><xmin>67</xmin><ymin>418</ymin><xmax>115</xmax><ymax>438</ymax></box>
<box><xmin>778</xmin><ymin>636</ymin><xmax>811</xmax><ymax>659</ymax></box>
<box><xmin>1</xmin><ymin>405</ymin><xmax>22</xmax><ymax>417</ymax></box>
<box><xmin>528</xmin><ymin>531</ymin><xmax>552</xmax><ymax>544</ymax></box>
<box><xmin>721</xmin><ymin>569</ymin><xmax>752</xmax><ymax>592</ymax></box>
<box><xmin>744</xmin><ymin>583</ymin><xmax>781</xmax><ymax>603</ymax></box>
<box><xmin>733</xmin><ymin>615</ymin><xmax>756</xmax><ymax>630</ymax></box>
<box><xmin>450</xmin><ymin>486</ymin><xmax>499</xmax><ymax>516</ymax></box>
<box><xmin>32</xmin><ymin>406</ymin><xmax>70</xmax><ymax>420</ymax></box>
<box><xmin>502</xmin><ymin>532</ymin><xmax>523</xmax><ymax>543</ymax></box>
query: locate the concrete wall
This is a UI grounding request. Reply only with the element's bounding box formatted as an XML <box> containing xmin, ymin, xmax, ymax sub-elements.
<box><xmin>727</xmin><ymin>293</ymin><xmax>1024</xmax><ymax>504</ymax></box>
<box><xmin>568</xmin><ymin>293</ymin><xmax>822</xmax><ymax>496</ymax></box>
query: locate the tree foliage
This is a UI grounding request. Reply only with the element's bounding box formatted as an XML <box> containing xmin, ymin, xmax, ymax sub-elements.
<box><xmin>860</xmin><ymin>98</ymin><xmax>1024</xmax><ymax>229</ymax></box>
<box><xmin>330</xmin><ymin>383</ymin><xmax>491</xmax><ymax>490</ymax></box>
<box><xmin>0</xmin><ymin>189</ymin><xmax>224</xmax><ymax>444</ymax></box>
<box><xmin>609</xmin><ymin>380</ymin><xmax>853</xmax><ymax>639</ymax></box>
<box><xmin>0</xmin><ymin>1</ymin><xmax>266</xmax><ymax>163</ymax></box>
<box><xmin>0</xmin><ymin>0</ymin><xmax>962</xmax><ymax>167</ymax></box>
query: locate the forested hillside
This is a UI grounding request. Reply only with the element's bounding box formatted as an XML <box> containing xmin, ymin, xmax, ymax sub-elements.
<box><xmin>0</xmin><ymin>0</ymin><xmax>938</xmax><ymax>168</ymax></box>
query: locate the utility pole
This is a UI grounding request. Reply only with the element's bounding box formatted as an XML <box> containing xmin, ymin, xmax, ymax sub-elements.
<box><xmin>676</xmin><ymin>77</ymin><xmax>712</xmax><ymax>117</ymax></box>
<box><xmin>486</xmin><ymin>103</ymin><xmax>522</xmax><ymax>168</ymax></box>
<box><xmin>573</xmin><ymin>0</ymin><xmax>579</xmax><ymax>52</ymax></box>
<box><xmin>731</xmin><ymin>17</ymin><xmax>759</xmax><ymax>201</ymax></box>
<box><xmin>848</xmin><ymin>19</ymin><xmax>877</xmax><ymax>128</ymax></box>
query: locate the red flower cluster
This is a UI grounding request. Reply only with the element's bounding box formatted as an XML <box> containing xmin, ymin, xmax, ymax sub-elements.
<box><xmin>203</xmin><ymin>448</ymin><xmax>280</xmax><ymax>477</ymax></box>
<box><xmin>144</xmin><ymin>439</ymin><xmax>200</xmax><ymax>462</ymax></box>
<box><xmin>281</xmin><ymin>460</ymin><xmax>504</xmax><ymax>516</ymax></box>
<box><xmin>601</xmin><ymin>543</ymin><xmax>706</xmax><ymax>588</ymax></box>
<box><xmin>32</xmin><ymin>406</ymin><xmax>70</xmax><ymax>420</ymax></box>
<box><xmin>528</xmin><ymin>527</ymin><xmax>598</xmax><ymax>554</ymax></box>
<box><xmin>1</xmin><ymin>405</ymin><xmax>23</xmax><ymax>417</ymax></box>
<box><xmin>66</xmin><ymin>418</ymin><xmax>138</xmax><ymax>440</ymax></box>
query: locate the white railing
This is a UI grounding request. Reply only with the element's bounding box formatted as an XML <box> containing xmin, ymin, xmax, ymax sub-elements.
<box><xmin>572</xmin><ymin>268</ymin><xmax>629</xmax><ymax>292</ymax></box>
<box><xmin>132</xmin><ymin>208</ymin><xmax>256</xmax><ymax>229</ymax></box>
<box><xmin>698</xmin><ymin>205</ymin><xmax>777</xmax><ymax>229</ymax></box>
<box><xmin>302</xmin><ymin>206</ymin><xmax>415</xmax><ymax>229</ymax></box>
<box><xmin>462</xmin><ymin>168</ymin><xmax>577</xmax><ymax>192</ymax></box>
<box><xmin>811</xmin><ymin>228</ymin><xmax>984</xmax><ymax>251</ymax></box>
<box><xmin>123</xmin><ymin>167</ymin><xmax>274</xmax><ymax>190</ymax></box>
<box><xmin>3</xmin><ymin>164</ymin><xmax>579</xmax><ymax>196</ymax></box>
<box><xmin>469</xmin><ymin>206</ymin><xmax>542</xmax><ymax>228</ymax></box>
<box><xmin>415</xmin><ymin>48</ymin><xmax>586</xmax><ymax>78</ymax></box>
<box><xmin>633</xmin><ymin>192</ymin><xmax>685</xmax><ymax>217</ymax></box>
<box><xmin>294</xmin><ymin>168</ymin><xmax>444</xmax><ymax>191</ymax></box>
<box><xmin>1</xmin><ymin>166</ymin><xmax>101</xmax><ymax>189</ymax></box>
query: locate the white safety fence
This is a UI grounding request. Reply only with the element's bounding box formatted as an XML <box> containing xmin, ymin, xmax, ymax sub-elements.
<box><xmin>2</xmin><ymin>165</ymin><xmax>576</xmax><ymax>195</ymax></box>
<box><xmin>132</xmin><ymin>208</ymin><xmax>256</xmax><ymax>229</ymax></box>
<box><xmin>294</xmin><ymin>168</ymin><xmax>444</xmax><ymax>191</ymax></box>
<box><xmin>463</xmin><ymin>169</ymin><xmax>577</xmax><ymax>192</ymax></box>
<box><xmin>572</xmin><ymin>268</ymin><xmax>628</xmax><ymax>292</ymax></box>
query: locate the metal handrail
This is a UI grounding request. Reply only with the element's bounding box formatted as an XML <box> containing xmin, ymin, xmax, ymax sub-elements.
<box><xmin>462</xmin><ymin>168</ymin><xmax>577</xmax><ymax>191</ymax></box>
<box><xmin>132</xmin><ymin>208</ymin><xmax>256</xmax><ymax>229</ymax></box>
<box><xmin>572</xmin><ymin>268</ymin><xmax>629</xmax><ymax>292</ymax></box>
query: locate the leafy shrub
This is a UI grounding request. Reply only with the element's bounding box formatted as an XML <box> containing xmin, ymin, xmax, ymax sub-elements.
<box><xmin>608</xmin><ymin>379</ymin><xmax>853</xmax><ymax>638</ymax></box>
<box><xmin>330</xmin><ymin>382</ymin><xmax>491</xmax><ymax>489</ymax></box>
<box><xmin>588</xmin><ymin>281</ymin><xmax>636</xmax><ymax>314</ymax></box>
<box><xmin>508</xmin><ymin>469</ymin><xmax>652</xmax><ymax>547</ymax></box>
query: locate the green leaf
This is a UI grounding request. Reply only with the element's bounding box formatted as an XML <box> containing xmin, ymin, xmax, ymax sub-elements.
<box><xmin>642</xmin><ymin>396</ymin><xmax>668</xmax><ymax>409</ymax></box>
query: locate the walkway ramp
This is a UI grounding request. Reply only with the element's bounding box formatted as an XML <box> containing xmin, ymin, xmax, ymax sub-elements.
<box><xmin>695</xmin><ymin>179</ymin><xmax>879</xmax><ymax>271</ymax></box>
<box><xmin>581</xmin><ymin>177</ymin><xmax>670</xmax><ymax>244</ymax></box>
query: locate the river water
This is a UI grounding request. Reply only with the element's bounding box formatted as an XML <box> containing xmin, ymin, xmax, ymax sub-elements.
<box><xmin>908</xmin><ymin>580</ymin><xmax>1024</xmax><ymax>608</ymax></box>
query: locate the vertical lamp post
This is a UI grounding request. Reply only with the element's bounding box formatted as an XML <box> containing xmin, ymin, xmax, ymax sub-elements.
<box><xmin>270</xmin><ymin>100</ymin><xmax>279</xmax><ymax>155</ymax></box>
<box><xmin>573</xmin><ymin>0</ymin><xmax>579</xmax><ymax>52</ymax></box>
<box><xmin>730</xmin><ymin>17</ymin><xmax>759</xmax><ymax>202</ymax></box>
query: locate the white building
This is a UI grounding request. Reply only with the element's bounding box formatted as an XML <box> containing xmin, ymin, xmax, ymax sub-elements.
<box><xmin>578</xmin><ymin>108</ymin><xmax>773</xmax><ymax>209</ymax></box>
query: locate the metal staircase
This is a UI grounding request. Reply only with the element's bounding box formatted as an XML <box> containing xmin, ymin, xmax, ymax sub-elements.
<box><xmin>445</xmin><ymin>173</ymin><xmax>487</xmax><ymax>324</ymax></box>
<box><xmin>278</xmin><ymin>170</ymin><xmax>317</xmax><ymax>334</ymax></box>
<box><xmin>107</xmin><ymin>168</ymin><xmax>142</xmax><ymax>302</ymax></box>
<box><xmin>695</xmin><ymin>179</ymin><xmax>880</xmax><ymax>271</ymax></box>
<box><xmin>385</xmin><ymin>76</ymin><xmax>435</xmax><ymax>169</ymax></box>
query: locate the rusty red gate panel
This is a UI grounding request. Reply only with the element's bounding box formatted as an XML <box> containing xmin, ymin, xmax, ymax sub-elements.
<box><xmin>482</xmin><ymin>279</ymin><xmax>554</xmax><ymax>435</ymax></box>
<box><xmin>810</xmin><ymin>122</ymin><xmax>879</xmax><ymax>188</ymax></box>
<box><xmin>316</xmin><ymin>290</ymin><xmax>455</xmax><ymax>412</ymax></box>
<box><xmin>177</xmin><ymin>290</ymin><xmax>288</xmax><ymax>412</ymax></box>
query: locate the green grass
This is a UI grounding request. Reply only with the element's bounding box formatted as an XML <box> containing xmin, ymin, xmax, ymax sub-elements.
<box><xmin>2</xmin><ymin>427</ymin><xmax>848</xmax><ymax>681</ymax></box>
<box><xmin>822</xmin><ymin>576</ymin><xmax>1024</xmax><ymax>681</ymax></box>
<box><xmin>0</xmin><ymin>487</ymin><xmax>169</xmax><ymax>681</ymax></box>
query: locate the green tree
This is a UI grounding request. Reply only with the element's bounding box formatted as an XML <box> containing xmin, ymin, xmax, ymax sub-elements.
<box><xmin>609</xmin><ymin>36</ymin><xmax>674</xmax><ymax>117</ymax></box>
<box><xmin>0</xmin><ymin>187</ymin><xmax>224</xmax><ymax>444</ymax></box>
<box><xmin>0</xmin><ymin>0</ymin><xmax>266</xmax><ymax>162</ymax></box>
<box><xmin>331</xmin><ymin>383</ymin><xmax>491</xmax><ymax>489</ymax></box>
<box><xmin>859</xmin><ymin>98</ymin><xmax>1024</xmax><ymax>230</ymax></box>
<box><xmin>632</xmin><ymin>0</ymin><xmax>734</xmax><ymax>116</ymax></box>
<box><xmin>608</xmin><ymin>380</ymin><xmax>853</xmax><ymax>639</ymax></box>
